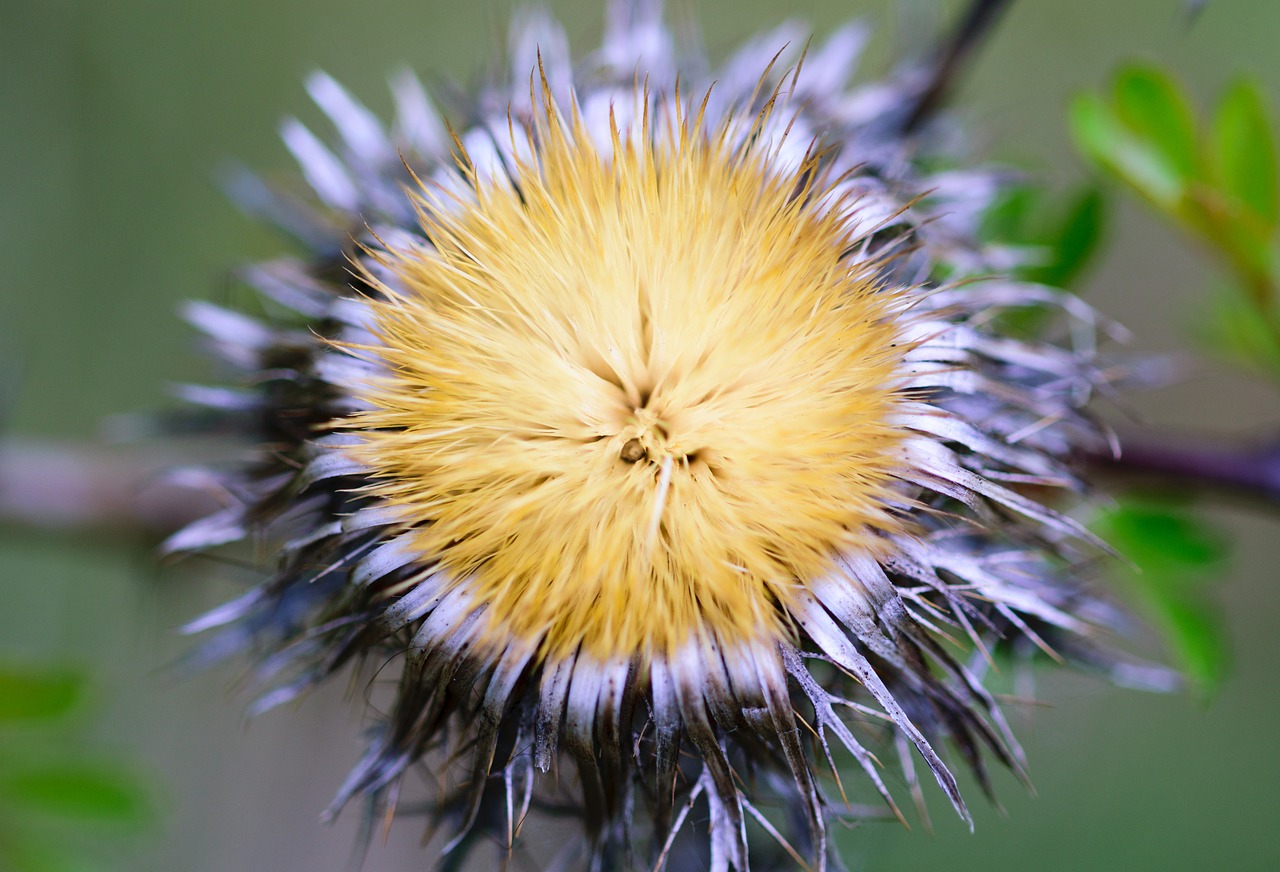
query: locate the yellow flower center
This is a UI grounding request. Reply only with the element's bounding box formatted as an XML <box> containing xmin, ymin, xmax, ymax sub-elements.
<box><xmin>347</xmin><ymin>104</ymin><xmax>910</xmax><ymax>661</ymax></box>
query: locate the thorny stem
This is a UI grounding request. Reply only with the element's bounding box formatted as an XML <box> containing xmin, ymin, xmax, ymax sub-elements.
<box><xmin>903</xmin><ymin>0</ymin><xmax>1017</xmax><ymax>134</ymax></box>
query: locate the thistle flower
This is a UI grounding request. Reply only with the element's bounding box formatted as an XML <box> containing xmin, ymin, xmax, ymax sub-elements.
<box><xmin>173</xmin><ymin>3</ymin><xmax>1168</xmax><ymax>869</ymax></box>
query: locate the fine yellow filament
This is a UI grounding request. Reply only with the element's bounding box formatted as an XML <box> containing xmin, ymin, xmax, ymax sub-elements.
<box><xmin>346</xmin><ymin>95</ymin><xmax>910</xmax><ymax>661</ymax></box>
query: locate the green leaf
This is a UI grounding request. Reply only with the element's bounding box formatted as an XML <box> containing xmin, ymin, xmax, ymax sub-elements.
<box><xmin>1070</xmin><ymin>92</ymin><xmax>1185</xmax><ymax>210</ymax></box>
<box><xmin>1113</xmin><ymin>65</ymin><xmax>1201</xmax><ymax>181</ymax></box>
<box><xmin>0</xmin><ymin>667</ymin><xmax>84</xmax><ymax>723</ymax></box>
<box><xmin>0</xmin><ymin>765</ymin><xmax>151</xmax><ymax>826</ymax></box>
<box><xmin>1094</xmin><ymin>499</ymin><xmax>1230</xmax><ymax>696</ymax></box>
<box><xmin>1212</xmin><ymin>77</ymin><xmax>1279</xmax><ymax>228</ymax></box>
<box><xmin>1038</xmin><ymin>187</ymin><xmax>1107</xmax><ymax>288</ymax></box>
<box><xmin>0</xmin><ymin>840</ymin><xmax>82</xmax><ymax>872</ymax></box>
<box><xmin>1075</xmin><ymin>66</ymin><xmax>1280</xmax><ymax>303</ymax></box>
<box><xmin>1070</xmin><ymin>92</ymin><xmax>1119</xmax><ymax>164</ymax></box>
<box><xmin>1200</xmin><ymin>287</ymin><xmax>1280</xmax><ymax>381</ymax></box>
<box><xmin>1100</xmin><ymin>501</ymin><xmax>1229</xmax><ymax>572</ymax></box>
<box><xmin>1155</xmin><ymin>586</ymin><xmax>1229</xmax><ymax>694</ymax></box>
<box><xmin>980</xmin><ymin>186</ymin><xmax>1040</xmax><ymax>243</ymax></box>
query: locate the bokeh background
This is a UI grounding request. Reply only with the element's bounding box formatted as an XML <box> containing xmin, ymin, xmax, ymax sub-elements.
<box><xmin>2</xmin><ymin>0</ymin><xmax>1279</xmax><ymax>869</ymax></box>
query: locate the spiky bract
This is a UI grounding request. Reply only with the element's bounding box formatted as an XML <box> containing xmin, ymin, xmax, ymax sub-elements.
<box><xmin>172</xmin><ymin>3</ymin><xmax>1169</xmax><ymax>870</ymax></box>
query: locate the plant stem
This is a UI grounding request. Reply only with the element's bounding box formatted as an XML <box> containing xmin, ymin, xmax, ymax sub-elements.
<box><xmin>0</xmin><ymin>439</ymin><xmax>223</xmax><ymax>537</ymax></box>
<box><xmin>2</xmin><ymin>432</ymin><xmax>1276</xmax><ymax>541</ymax></box>
<box><xmin>1087</xmin><ymin>431</ymin><xmax>1280</xmax><ymax>505</ymax></box>
<box><xmin>903</xmin><ymin>0</ymin><xmax>1016</xmax><ymax>134</ymax></box>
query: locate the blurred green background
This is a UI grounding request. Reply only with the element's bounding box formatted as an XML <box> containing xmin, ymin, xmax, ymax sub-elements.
<box><xmin>2</xmin><ymin>0</ymin><xmax>1279</xmax><ymax>869</ymax></box>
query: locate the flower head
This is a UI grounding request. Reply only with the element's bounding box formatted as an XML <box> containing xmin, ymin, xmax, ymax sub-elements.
<box><xmin>351</xmin><ymin>94</ymin><xmax>910</xmax><ymax>664</ymax></box>
<box><xmin>174</xmin><ymin>3</ymin><xmax>1167</xmax><ymax>869</ymax></box>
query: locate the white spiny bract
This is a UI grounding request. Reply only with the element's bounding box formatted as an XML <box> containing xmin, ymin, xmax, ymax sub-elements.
<box><xmin>173</xmin><ymin>3</ymin><xmax>1166</xmax><ymax>869</ymax></box>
